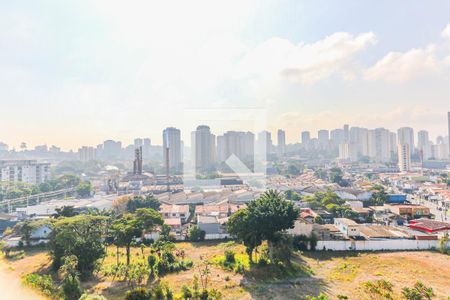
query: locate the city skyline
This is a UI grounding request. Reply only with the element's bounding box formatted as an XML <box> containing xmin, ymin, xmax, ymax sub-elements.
<box><xmin>1</xmin><ymin>1</ymin><xmax>450</xmax><ymax>149</ymax></box>
<box><xmin>1</xmin><ymin>120</ymin><xmax>449</xmax><ymax>155</ymax></box>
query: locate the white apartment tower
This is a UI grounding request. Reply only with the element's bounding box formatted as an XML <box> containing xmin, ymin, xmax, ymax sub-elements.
<box><xmin>318</xmin><ymin>129</ymin><xmax>330</xmax><ymax>149</ymax></box>
<box><xmin>398</xmin><ymin>143</ymin><xmax>411</xmax><ymax>172</ymax></box>
<box><xmin>368</xmin><ymin>128</ymin><xmax>391</xmax><ymax>162</ymax></box>
<box><xmin>397</xmin><ymin>127</ymin><xmax>415</xmax><ymax>149</ymax></box>
<box><xmin>78</xmin><ymin>146</ymin><xmax>96</xmax><ymax>161</ymax></box>
<box><xmin>417</xmin><ymin>130</ymin><xmax>431</xmax><ymax>160</ymax></box>
<box><xmin>349</xmin><ymin>127</ymin><xmax>369</xmax><ymax>157</ymax></box>
<box><xmin>0</xmin><ymin>160</ymin><xmax>50</xmax><ymax>184</ymax></box>
<box><xmin>217</xmin><ymin>131</ymin><xmax>254</xmax><ymax>163</ymax></box>
<box><xmin>163</xmin><ymin>127</ymin><xmax>182</xmax><ymax>171</ymax></box>
<box><xmin>192</xmin><ymin>125</ymin><xmax>216</xmax><ymax>171</ymax></box>
<box><xmin>277</xmin><ymin>129</ymin><xmax>286</xmax><ymax>155</ymax></box>
<box><xmin>257</xmin><ymin>131</ymin><xmax>273</xmax><ymax>155</ymax></box>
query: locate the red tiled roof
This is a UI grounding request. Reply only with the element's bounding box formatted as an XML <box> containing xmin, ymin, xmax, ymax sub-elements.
<box><xmin>408</xmin><ymin>219</ymin><xmax>450</xmax><ymax>233</ymax></box>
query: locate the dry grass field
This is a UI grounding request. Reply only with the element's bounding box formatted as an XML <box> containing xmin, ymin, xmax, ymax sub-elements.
<box><xmin>2</xmin><ymin>242</ymin><xmax>449</xmax><ymax>300</ymax></box>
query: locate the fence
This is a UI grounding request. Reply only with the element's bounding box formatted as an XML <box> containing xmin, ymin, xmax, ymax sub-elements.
<box><xmin>315</xmin><ymin>239</ymin><xmax>450</xmax><ymax>251</ymax></box>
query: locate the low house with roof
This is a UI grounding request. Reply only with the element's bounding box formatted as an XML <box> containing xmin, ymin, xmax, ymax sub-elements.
<box><xmin>334</xmin><ymin>218</ymin><xmax>360</xmax><ymax>238</ymax></box>
<box><xmin>194</xmin><ymin>202</ymin><xmax>245</xmax><ymax>219</ymax></box>
<box><xmin>164</xmin><ymin>218</ymin><xmax>183</xmax><ymax>235</ymax></box>
<box><xmin>357</xmin><ymin>225</ymin><xmax>411</xmax><ymax>240</ymax></box>
<box><xmin>351</xmin><ymin>207</ymin><xmax>373</xmax><ymax>223</ymax></box>
<box><xmin>197</xmin><ymin>215</ymin><xmax>228</xmax><ymax>239</ymax></box>
<box><xmin>408</xmin><ymin>219</ymin><xmax>450</xmax><ymax>238</ymax></box>
<box><xmin>159</xmin><ymin>204</ymin><xmax>190</xmax><ymax>223</ymax></box>
<box><xmin>385</xmin><ymin>204</ymin><xmax>431</xmax><ymax>220</ymax></box>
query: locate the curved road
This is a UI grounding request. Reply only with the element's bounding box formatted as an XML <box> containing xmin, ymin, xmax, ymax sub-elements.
<box><xmin>0</xmin><ymin>264</ymin><xmax>44</xmax><ymax>299</ymax></box>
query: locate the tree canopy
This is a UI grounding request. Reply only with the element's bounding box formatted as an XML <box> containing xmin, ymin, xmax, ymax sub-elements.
<box><xmin>49</xmin><ymin>215</ymin><xmax>108</xmax><ymax>279</ymax></box>
<box><xmin>227</xmin><ymin>189</ymin><xmax>298</xmax><ymax>262</ymax></box>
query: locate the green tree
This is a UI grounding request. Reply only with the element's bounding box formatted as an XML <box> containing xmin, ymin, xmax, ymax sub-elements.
<box><xmin>61</xmin><ymin>255</ymin><xmax>83</xmax><ymax>300</ymax></box>
<box><xmin>369</xmin><ymin>185</ymin><xmax>388</xmax><ymax>206</ymax></box>
<box><xmin>17</xmin><ymin>220</ymin><xmax>33</xmax><ymax>247</ymax></box>
<box><xmin>111</xmin><ymin>208</ymin><xmax>163</xmax><ymax>265</ymax></box>
<box><xmin>38</xmin><ymin>182</ymin><xmax>51</xmax><ymax>193</ymax></box>
<box><xmin>53</xmin><ymin>206</ymin><xmax>78</xmax><ymax>218</ymax></box>
<box><xmin>126</xmin><ymin>194</ymin><xmax>161</xmax><ymax>212</ymax></box>
<box><xmin>227</xmin><ymin>209</ymin><xmax>262</xmax><ymax>263</ymax></box>
<box><xmin>76</xmin><ymin>181</ymin><xmax>92</xmax><ymax>198</ymax></box>
<box><xmin>228</xmin><ymin>190</ymin><xmax>298</xmax><ymax>262</ymax></box>
<box><xmin>188</xmin><ymin>225</ymin><xmax>206</xmax><ymax>242</ymax></box>
<box><xmin>49</xmin><ymin>215</ymin><xmax>107</xmax><ymax>279</ymax></box>
<box><xmin>248</xmin><ymin>190</ymin><xmax>298</xmax><ymax>259</ymax></box>
<box><xmin>59</xmin><ymin>174</ymin><xmax>81</xmax><ymax>188</ymax></box>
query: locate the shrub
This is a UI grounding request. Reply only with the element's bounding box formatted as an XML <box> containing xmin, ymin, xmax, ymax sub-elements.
<box><xmin>152</xmin><ymin>283</ymin><xmax>165</xmax><ymax>299</ymax></box>
<box><xmin>233</xmin><ymin>262</ymin><xmax>245</xmax><ymax>274</ymax></box>
<box><xmin>402</xmin><ymin>281</ymin><xmax>434</xmax><ymax>300</ymax></box>
<box><xmin>125</xmin><ymin>287</ymin><xmax>152</xmax><ymax>300</ymax></box>
<box><xmin>181</xmin><ymin>285</ymin><xmax>193</xmax><ymax>299</ymax></box>
<box><xmin>257</xmin><ymin>257</ymin><xmax>268</xmax><ymax>266</ymax></box>
<box><xmin>62</xmin><ymin>276</ymin><xmax>83</xmax><ymax>300</ymax></box>
<box><xmin>23</xmin><ymin>274</ymin><xmax>59</xmax><ymax>298</ymax></box>
<box><xmin>224</xmin><ymin>250</ymin><xmax>235</xmax><ymax>264</ymax></box>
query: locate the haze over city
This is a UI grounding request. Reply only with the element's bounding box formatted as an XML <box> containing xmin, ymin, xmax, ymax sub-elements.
<box><xmin>2</xmin><ymin>1</ymin><xmax>450</xmax><ymax>150</ymax></box>
<box><xmin>1</xmin><ymin>2</ymin><xmax>450</xmax><ymax>300</ymax></box>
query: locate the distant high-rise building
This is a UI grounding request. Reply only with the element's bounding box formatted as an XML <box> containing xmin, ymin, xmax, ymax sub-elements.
<box><xmin>103</xmin><ymin>140</ymin><xmax>122</xmax><ymax>159</ymax></box>
<box><xmin>78</xmin><ymin>146</ymin><xmax>96</xmax><ymax>162</ymax></box>
<box><xmin>277</xmin><ymin>129</ymin><xmax>286</xmax><ymax>155</ymax></box>
<box><xmin>217</xmin><ymin>131</ymin><xmax>254</xmax><ymax>163</ymax></box>
<box><xmin>318</xmin><ymin>130</ymin><xmax>329</xmax><ymax>149</ymax></box>
<box><xmin>417</xmin><ymin>130</ymin><xmax>431</xmax><ymax>160</ymax></box>
<box><xmin>0</xmin><ymin>160</ymin><xmax>50</xmax><ymax>184</ymax></box>
<box><xmin>398</xmin><ymin>143</ymin><xmax>411</xmax><ymax>172</ymax></box>
<box><xmin>143</xmin><ymin>138</ymin><xmax>151</xmax><ymax>159</ymax></box>
<box><xmin>389</xmin><ymin>132</ymin><xmax>397</xmax><ymax>155</ymax></box>
<box><xmin>349</xmin><ymin>127</ymin><xmax>369</xmax><ymax>157</ymax></box>
<box><xmin>368</xmin><ymin>128</ymin><xmax>391</xmax><ymax>162</ymax></box>
<box><xmin>338</xmin><ymin>143</ymin><xmax>358</xmax><ymax>161</ymax></box>
<box><xmin>397</xmin><ymin>127</ymin><xmax>415</xmax><ymax>149</ymax></box>
<box><xmin>134</xmin><ymin>138</ymin><xmax>143</xmax><ymax>149</ymax></box>
<box><xmin>192</xmin><ymin>125</ymin><xmax>216</xmax><ymax>171</ymax></box>
<box><xmin>257</xmin><ymin>131</ymin><xmax>273</xmax><ymax>155</ymax></box>
<box><xmin>163</xmin><ymin>127</ymin><xmax>182</xmax><ymax>171</ymax></box>
<box><xmin>343</xmin><ymin>124</ymin><xmax>349</xmax><ymax>142</ymax></box>
<box><xmin>433</xmin><ymin>135</ymin><xmax>449</xmax><ymax>159</ymax></box>
<box><xmin>301</xmin><ymin>131</ymin><xmax>310</xmax><ymax>144</ymax></box>
<box><xmin>330</xmin><ymin>129</ymin><xmax>345</xmax><ymax>147</ymax></box>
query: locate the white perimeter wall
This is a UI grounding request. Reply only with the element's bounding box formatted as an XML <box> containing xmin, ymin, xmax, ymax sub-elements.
<box><xmin>316</xmin><ymin>240</ymin><xmax>450</xmax><ymax>251</ymax></box>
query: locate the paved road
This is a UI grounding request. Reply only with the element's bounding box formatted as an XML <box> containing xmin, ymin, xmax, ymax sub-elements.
<box><xmin>0</xmin><ymin>264</ymin><xmax>44</xmax><ymax>299</ymax></box>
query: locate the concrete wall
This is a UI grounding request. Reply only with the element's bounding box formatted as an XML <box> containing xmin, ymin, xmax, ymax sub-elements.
<box><xmin>316</xmin><ymin>239</ymin><xmax>450</xmax><ymax>251</ymax></box>
<box><xmin>204</xmin><ymin>233</ymin><xmax>230</xmax><ymax>240</ymax></box>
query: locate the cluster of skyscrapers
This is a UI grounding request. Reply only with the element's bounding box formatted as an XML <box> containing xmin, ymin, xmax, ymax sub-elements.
<box><xmin>3</xmin><ymin>113</ymin><xmax>447</xmax><ymax>175</ymax></box>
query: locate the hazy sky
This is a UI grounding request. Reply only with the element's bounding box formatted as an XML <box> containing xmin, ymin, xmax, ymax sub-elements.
<box><xmin>1</xmin><ymin>1</ymin><xmax>450</xmax><ymax>150</ymax></box>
